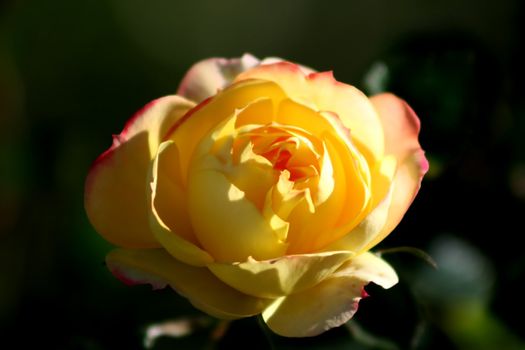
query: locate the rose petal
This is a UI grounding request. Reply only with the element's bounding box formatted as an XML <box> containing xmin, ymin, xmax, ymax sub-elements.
<box><xmin>234</xmin><ymin>97</ymin><xmax>274</xmax><ymax>128</ymax></box>
<box><xmin>85</xmin><ymin>96</ymin><xmax>195</xmax><ymax>248</ymax></box>
<box><xmin>150</xmin><ymin>141</ymin><xmax>214</xmax><ymax>266</ymax></box>
<box><xmin>235</xmin><ymin>62</ymin><xmax>385</xmax><ymax>163</ymax></box>
<box><xmin>106</xmin><ymin>248</ymin><xmax>272</xmax><ymax>319</ymax></box>
<box><xmin>188</xmin><ymin>161</ymin><xmax>288</xmax><ymax>262</ymax></box>
<box><xmin>151</xmin><ymin>141</ymin><xmax>194</xmax><ymax>243</ymax></box>
<box><xmin>167</xmin><ymin>79</ymin><xmax>287</xmax><ymax>185</ymax></box>
<box><xmin>363</xmin><ymin>94</ymin><xmax>429</xmax><ymax>250</ymax></box>
<box><xmin>183</xmin><ymin>109</ymin><xmax>289</xmax><ymax>262</ymax></box>
<box><xmin>262</xmin><ymin>252</ymin><xmax>397</xmax><ymax>337</ymax></box>
<box><xmin>333</xmin><ymin>251</ymin><xmax>398</xmax><ymax>289</ymax></box>
<box><xmin>259</xmin><ymin>57</ymin><xmax>317</xmax><ymax>75</ymax></box>
<box><xmin>364</xmin><ymin>149</ymin><xmax>428</xmax><ymax>251</ymax></box>
<box><xmin>370</xmin><ymin>93</ymin><xmax>422</xmax><ymax>162</ymax></box>
<box><xmin>208</xmin><ymin>251</ymin><xmax>353</xmax><ymax>298</ymax></box>
<box><xmin>322</xmin><ymin>155</ymin><xmax>397</xmax><ymax>253</ymax></box>
<box><xmin>274</xmin><ymin>98</ymin><xmax>372</xmax><ymax>253</ymax></box>
<box><xmin>177</xmin><ymin>53</ymin><xmax>260</xmax><ymax>103</ymax></box>
<box><xmin>228</xmin><ymin>142</ymin><xmax>279</xmax><ymax>210</ymax></box>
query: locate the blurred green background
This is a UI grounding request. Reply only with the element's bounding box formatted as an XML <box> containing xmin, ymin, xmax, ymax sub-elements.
<box><xmin>1</xmin><ymin>0</ymin><xmax>524</xmax><ymax>349</ymax></box>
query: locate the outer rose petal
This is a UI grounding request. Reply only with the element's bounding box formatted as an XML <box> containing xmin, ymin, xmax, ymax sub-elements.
<box><xmin>363</xmin><ymin>94</ymin><xmax>429</xmax><ymax>250</ymax></box>
<box><xmin>262</xmin><ymin>252</ymin><xmax>397</xmax><ymax>337</ymax></box>
<box><xmin>208</xmin><ymin>251</ymin><xmax>353</xmax><ymax>299</ymax></box>
<box><xmin>85</xmin><ymin>96</ymin><xmax>195</xmax><ymax>248</ymax></box>
<box><xmin>106</xmin><ymin>249</ymin><xmax>272</xmax><ymax>319</ymax></box>
<box><xmin>177</xmin><ymin>53</ymin><xmax>260</xmax><ymax>103</ymax></box>
<box><xmin>259</xmin><ymin>57</ymin><xmax>317</xmax><ymax>75</ymax></box>
<box><xmin>370</xmin><ymin>93</ymin><xmax>422</xmax><ymax>162</ymax></box>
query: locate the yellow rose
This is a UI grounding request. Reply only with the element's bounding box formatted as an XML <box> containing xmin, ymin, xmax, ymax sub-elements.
<box><xmin>85</xmin><ymin>54</ymin><xmax>428</xmax><ymax>337</ymax></box>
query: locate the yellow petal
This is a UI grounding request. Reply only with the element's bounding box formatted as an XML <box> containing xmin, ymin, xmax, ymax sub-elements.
<box><xmin>234</xmin><ymin>97</ymin><xmax>274</xmax><ymax>127</ymax></box>
<box><xmin>262</xmin><ymin>252</ymin><xmax>397</xmax><ymax>337</ymax></box>
<box><xmin>208</xmin><ymin>251</ymin><xmax>353</xmax><ymax>298</ymax></box>
<box><xmin>332</xmin><ymin>252</ymin><xmax>398</xmax><ymax>288</ymax></box>
<box><xmin>188</xmin><ymin>164</ymin><xmax>288</xmax><ymax>262</ymax></box>
<box><xmin>363</xmin><ymin>150</ymin><xmax>428</xmax><ymax>251</ymax></box>
<box><xmin>286</xmin><ymin>132</ymin><xmax>371</xmax><ymax>254</ymax></box>
<box><xmin>151</xmin><ymin>141</ymin><xmax>194</xmax><ymax>243</ymax></box>
<box><xmin>150</xmin><ymin>141</ymin><xmax>214</xmax><ymax>266</ymax></box>
<box><xmin>177</xmin><ymin>54</ymin><xmax>260</xmax><ymax>103</ymax></box>
<box><xmin>185</xmin><ymin>111</ymin><xmax>288</xmax><ymax>262</ymax></box>
<box><xmin>272</xmin><ymin>98</ymin><xmax>372</xmax><ymax>253</ymax></box>
<box><xmin>322</xmin><ymin>155</ymin><xmax>397</xmax><ymax>253</ymax></box>
<box><xmin>85</xmin><ymin>96</ymin><xmax>195</xmax><ymax>248</ymax></box>
<box><xmin>236</xmin><ymin>62</ymin><xmax>385</xmax><ymax>162</ymax></box>
<box><xmin>106</xmin><ymin>248</ymin><xmax>272</xmax><ymax>319</ymax></box>
<box><xmin>227</xmin><ymin>143</ymin><xmax>278</xmax><ymax>210</ymax></box>
<box><xmin>268</xmin><ymin>170</ymin><xmax>314</xmax><ymax>220</ymax></box>
<box><xmin>322</xmin><ymin>186</ymin><xmax>392</xmax><ymax>254</ymax></box>
<box><xmin>168</xmin><ymin>79</ymin><xmax>287</xmax><ymax>185</ymax></box>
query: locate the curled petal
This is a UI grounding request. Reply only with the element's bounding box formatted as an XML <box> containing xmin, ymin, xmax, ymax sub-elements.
<box><xmin>188</xmin><ymin>164</ymin><xmax>288</xmax><ymax>262</ymax></box>
<box><xmin>106</xmin><ymin>248</ymin><xmax>272</xmax><ymax>319</ymax></box>
<box><xmin>85</xmin><ymin>96</ymin><xmax>195</xmax><ymax>248</ymax></box>
<box><xmin>332</xmin><ymin>252</ymin><xmax>398</xmax><ymax>289</ymax></box>
<box><xmin>208</xmin><ymin>251</ymin><xmax>353</xmax><ymax>298</ymax></box>
<box><xmin>150</xmin><ymin>141</ymin><xmax>214</xmax><ymax>266</ymax></box>
<box><xmin>234</xmin><ymin>97</ymin><xmax>274</xmax><ymax>128</ymax></box>
<box><xmin>168</xmin><ymin>79</ymin><xmax>287</xmax><ymax>185</ymax></box>
<box><xmin>273</xmin><ymin>98</ymin><xmax>372</xmax><ymax>253</ymax></box>
<box><xmin>186</xmin><ymin>110</ymin><xmax>290</xmax><ymax>262</ymax></box>
<box><xmin>177</xmin><ymin>53</ymin><xmax>260</xmax><ymax>103</ymax></box>
<box><xmin>262</xmin><ymin>252</ymin><xmax>397</xmax><ymax>337</ymax></box>
<box><xmin>322</xmin><ymin>155</ymin><xmax>397</xmax><ymax>253</ymax></box>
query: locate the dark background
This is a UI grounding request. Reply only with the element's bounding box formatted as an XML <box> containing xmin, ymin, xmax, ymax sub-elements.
<box><xmin>1</xmin><ymin>1</ymin><xmax>524</xmax><ymax>349</ymax></box>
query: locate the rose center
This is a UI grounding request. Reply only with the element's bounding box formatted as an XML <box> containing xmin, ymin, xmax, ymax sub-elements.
<box><xmin>242</xmin><ymin>125</ymin><xmax>321</xmax><ymax>183</ymax></box>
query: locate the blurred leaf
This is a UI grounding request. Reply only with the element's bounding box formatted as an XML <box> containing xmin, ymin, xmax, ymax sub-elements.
<box><xmin>412</xmin><ymin>235</ymin><xmax>525</xmax><ymax>349</ymax></box>
<box><xmin>414</xmin><ymin>235</ymin><xmax>494</xmax><ymax>303</ymax></box>
<box><xmin>444</xmin><ymin>301</ymin><xmax>525</xmax><ymax>350</ymax></box>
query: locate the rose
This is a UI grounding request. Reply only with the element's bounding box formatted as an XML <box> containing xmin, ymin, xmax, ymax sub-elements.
<box><xmin>85</xmin><ymin>54</ymin><xmax>428</xmax><ymax>337</ymax></box>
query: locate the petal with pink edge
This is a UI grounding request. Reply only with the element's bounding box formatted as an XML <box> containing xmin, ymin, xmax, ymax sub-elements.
<box><xmin>259</xmin><ymin>57</ymin><xmax>316</xmax><ymax>75</ymax></box>
<box><xmin>363</xmin><ymin>94</ymin><xmax>429</xmax><ymax>250</ymax></box>
<box><xmin>177</xmin><ymin>53</ymin><xmax>260</xmax><ymax>103</ymax></box>
<box><xmin>85</xmin><ymin>96</ymin><xmax>195</xmax><ymax>248</ymax></box>
<box><xmin>370</xmin><ymin>93</ymin><xmax>423</xmax><ymax>162</ymax></box>
<box><xmin>106</xmin><ymin>248</ymin><xmax>272</xmax><ymax>319</ymax></box>
<box><xmin>262</xmin><ymin>252</ymin><xmax>397</xmax><ymax>337</ymax></box>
